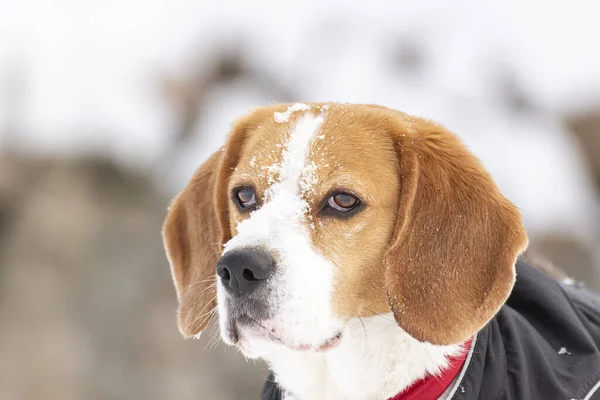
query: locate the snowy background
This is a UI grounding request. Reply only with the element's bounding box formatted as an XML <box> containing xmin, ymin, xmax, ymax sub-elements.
<box><xmin>1</xmin><ymin>0</ymin><xmax>600</xmax><ymax>399</ymax></box>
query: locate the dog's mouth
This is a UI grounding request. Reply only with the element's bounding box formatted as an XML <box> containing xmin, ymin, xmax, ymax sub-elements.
<box><xmin>232</xmin><ymin>314</ymin><xmax>343</xmax><ymax>352</ymax></box>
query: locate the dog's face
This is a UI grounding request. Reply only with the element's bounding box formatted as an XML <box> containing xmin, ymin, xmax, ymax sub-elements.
<box><xmin>163</xmin><ymin>103</ymin><xmax>528</xmax><ymax>357</ymax></box>
<box><xmin>217</xmin><ymin>107</ymin><xmax>400</xmax><ymax>356</ymax></box>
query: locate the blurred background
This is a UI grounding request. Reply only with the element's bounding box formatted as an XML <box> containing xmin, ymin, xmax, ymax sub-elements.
<box><xmin>1</xmin><ymin>0</ymin><xmax>600</xmax><ymax>399</ymax></box>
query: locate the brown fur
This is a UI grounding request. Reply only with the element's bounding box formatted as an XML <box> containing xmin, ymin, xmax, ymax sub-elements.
<box><xmin>162</xmin><ymin>153</ymin><xmax>221</xmax><ymax>337</ymax></box>
<box><xmin>162</xmin><ymin>107</ymin><xmax>276</xmax><ymax>336</ymax></box>
<box><xmin>162</xmin><ymin>103</ymin><xmax>528</xmax><ymax>345</ymax></box>
<box><xmin>382</xmin><ymin>110</ymin><xmax>528</xmax><ymax>344</ymax></box>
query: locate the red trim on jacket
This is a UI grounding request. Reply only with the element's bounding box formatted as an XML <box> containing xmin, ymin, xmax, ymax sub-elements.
<box><xmin>389</xmin><ymin>338</ymin><xmax>472</xmax><ymax>400</ymax></box>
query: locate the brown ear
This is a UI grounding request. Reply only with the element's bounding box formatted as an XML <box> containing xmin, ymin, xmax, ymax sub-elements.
<box><xmin>162</xmin><ymin>152</ymin><xmax>224</xmax><ymax>337</ymax></box>
<box><xmin>162</xmin><ymin>107</ymin><xmax>271</xmax><ymax>337</ymax></box>
<box><xmin>384</xmin><ymin>116</ymin><xmax>528</xmax><ymax>345</ymax></box>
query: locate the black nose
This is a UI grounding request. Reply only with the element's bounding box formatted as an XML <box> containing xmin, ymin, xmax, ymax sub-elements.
<box><xmin>216</xmin><ymin>248</ymin><xmax>275</xmax><ymax>296</ymax></box>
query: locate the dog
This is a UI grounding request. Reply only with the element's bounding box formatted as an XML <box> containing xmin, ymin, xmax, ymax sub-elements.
<box><xmin>162</xmin><ymin>103</ymin><xmax>600</xmax><ymax>400</ymax></box>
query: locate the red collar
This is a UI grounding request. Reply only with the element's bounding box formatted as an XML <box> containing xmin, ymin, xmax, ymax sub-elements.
<box><xmin>389</xmin><ymin>338</ymin><xmax>472</xmax><ymax>400</ymax></box>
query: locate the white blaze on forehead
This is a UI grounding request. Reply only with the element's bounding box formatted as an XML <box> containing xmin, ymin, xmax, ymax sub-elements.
<box><xmin>269</xmin><ymin>110</ymin><xmax>324</xmax><ymax>198</ymax></box>
<box><xmin>273</xmin><ymin>103</ymin><xmax>311</xmax><ymax>123</ymax></box>
<box><xmin>226</xmin><ymin>108</ymin><xmax>326</xmax><ymax>248</ymax></box>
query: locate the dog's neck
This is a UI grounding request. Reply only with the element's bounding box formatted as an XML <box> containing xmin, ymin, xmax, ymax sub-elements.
<box><xmin>262</xmin><ymin>313</ymin><xmax>466</xmax><ymax>400</ymax></box>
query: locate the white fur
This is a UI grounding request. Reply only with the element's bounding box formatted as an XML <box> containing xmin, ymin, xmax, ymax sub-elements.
<box><xmin>264</xmin><ymin>314</ymin><xmax>463</xmax><ymax>400</ymax></box>
<box><xmin>220</xmin><ymin>109</ymin><xmax>342</xmax><ymax>352</ymax></box>
<box><xmin>217</xmin><ymin>108</ymin><xmax>462</xmax><ymax>399</ymax></box>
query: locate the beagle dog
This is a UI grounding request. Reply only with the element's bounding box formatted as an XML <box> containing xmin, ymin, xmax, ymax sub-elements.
<box><xmin>162</xmin><ymin>103</ymin><xmax>600</xmax><ymax>399</ymax></box>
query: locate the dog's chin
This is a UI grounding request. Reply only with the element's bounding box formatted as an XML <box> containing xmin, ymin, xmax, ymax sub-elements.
<box><xmin>220</xmin><ymin>315</ymin><xmax>343</xmax><ymax>358</ymax></box>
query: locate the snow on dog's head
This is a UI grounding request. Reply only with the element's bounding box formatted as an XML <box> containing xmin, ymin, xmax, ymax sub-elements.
<box><xmin>217</xmin><ymin>106</ymin><xmax>344</xmax><ymax>356</ymax></box>
<box><xmin>162</xmin><ymin>103</ymin><xmax>528</xmax><ymax>357</ymax></box>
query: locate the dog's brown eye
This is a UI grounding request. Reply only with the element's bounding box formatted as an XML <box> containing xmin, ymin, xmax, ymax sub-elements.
<box><xmin>236</xmin><ymin>188</ymin><xmax>256</xmax><ymax>209</ymax></box>
<box><xmin>328</xmin><ymin>193</ymin><xmax>359</xmax><ymax>213</ymax></box>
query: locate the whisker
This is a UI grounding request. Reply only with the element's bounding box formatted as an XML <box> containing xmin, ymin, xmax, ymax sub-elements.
<box><xmin>197</xmin><ymin>306</ymin><xmax>218</xmax><ymax>331</ymax></box>
<box><xmin>207</xmin><ymin>321</ymin><xmax>222</xmax><ymax>352</ymax></box>
<box><xmin>201</xmin><ymin>313</ymin><xmax>222</xmax><ymax>352</ymax></box>
<box><xmin>185</xmin><ymin>295</ymin><xmax>217</xmax><ymax>332</ymax></box>
<box><xmin>362</xmin><ymin>307</ymin><xmax>396</xmax><ymax>324</ymax></box>
<box><xmin>180</xmin><ymin>277</ymin><xmax>217</xmax><ymax>296</ymax></box>
<box><xmin>200</xmin><ymin>319</ymin><xmax>218</xmax><ymax>352</ymax></box>
<box><xmin>358</xmin><ymin>316</ymin><xmax>367</xmax><ymax>358</ymax></box>
<box><xmin>192</xmin><ymin>283</ymin><xmax>218</xmax><ymax>299</ymax></box>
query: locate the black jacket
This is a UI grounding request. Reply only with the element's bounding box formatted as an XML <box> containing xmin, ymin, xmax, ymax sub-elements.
<box><xmin>261</xmin><ymin>260</ymin><xmax>600</xmax><ymax>399</ymax></box>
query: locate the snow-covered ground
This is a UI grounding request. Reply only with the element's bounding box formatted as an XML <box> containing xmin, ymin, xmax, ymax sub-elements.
<box><xmin>1</xmin><ymin>0</ymin><xmax>600</xmax><ymax>241</ymax></box>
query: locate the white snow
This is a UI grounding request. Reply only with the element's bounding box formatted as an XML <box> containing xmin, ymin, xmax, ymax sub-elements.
<box><xmin>220</xmin><ymin>112</ymin><xmax>339</xmax><ymax>353</ymax></box>
<box><xmin>562</xmin><ymin>278</ymin><xmax>576</xmax><ymax>286</ymax></box>
<box><xmin>265</xmin><ymin>110</ymin><xmax>324</xmax><ymax>201</ymax></box>
<box><xmin>274</xmin><ymin>103</ymin><xmax>311</xmax><ymax>123</ymax></box>
<box><xmin>558</xmin><ymin>347</ymin><xmax>571</xmax><ymax>355</ymax></box>
<box><xmin>224</xmin><ymin>110</ymin><xmax>325</xmax><ymax>252</ymax></box>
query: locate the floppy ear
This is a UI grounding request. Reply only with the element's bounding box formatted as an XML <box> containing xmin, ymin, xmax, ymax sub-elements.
<box><xmin>384</xmin><ymin>117</ymin><xmax>528</xmax><ymax>345</ymax></box>
<box><xmin>162</xmin><ymin>108</ymin><xmax>270</xmax><ymax>337</ymax></box>
<box><xmin>162</xmin><ymin>152</ymin><xmax>224</xmax><ymax>337</ymax></box>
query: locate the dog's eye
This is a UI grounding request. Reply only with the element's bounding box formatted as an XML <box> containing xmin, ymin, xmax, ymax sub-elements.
<box><xmin>235</xmin><ymin>188</ymin><xmax>257</xmax><ymax>209</ymax></box>
<box><xmin>327</xmin><ymin>193</ymin><xmax>360</xmax><ymax>213</ymax></box>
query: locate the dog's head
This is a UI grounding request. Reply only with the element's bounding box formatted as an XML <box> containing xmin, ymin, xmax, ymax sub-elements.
<box><xmin>162</xmin><ymin>103</ymin><xmax>528</xmax><ymax>356</ymax></box>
